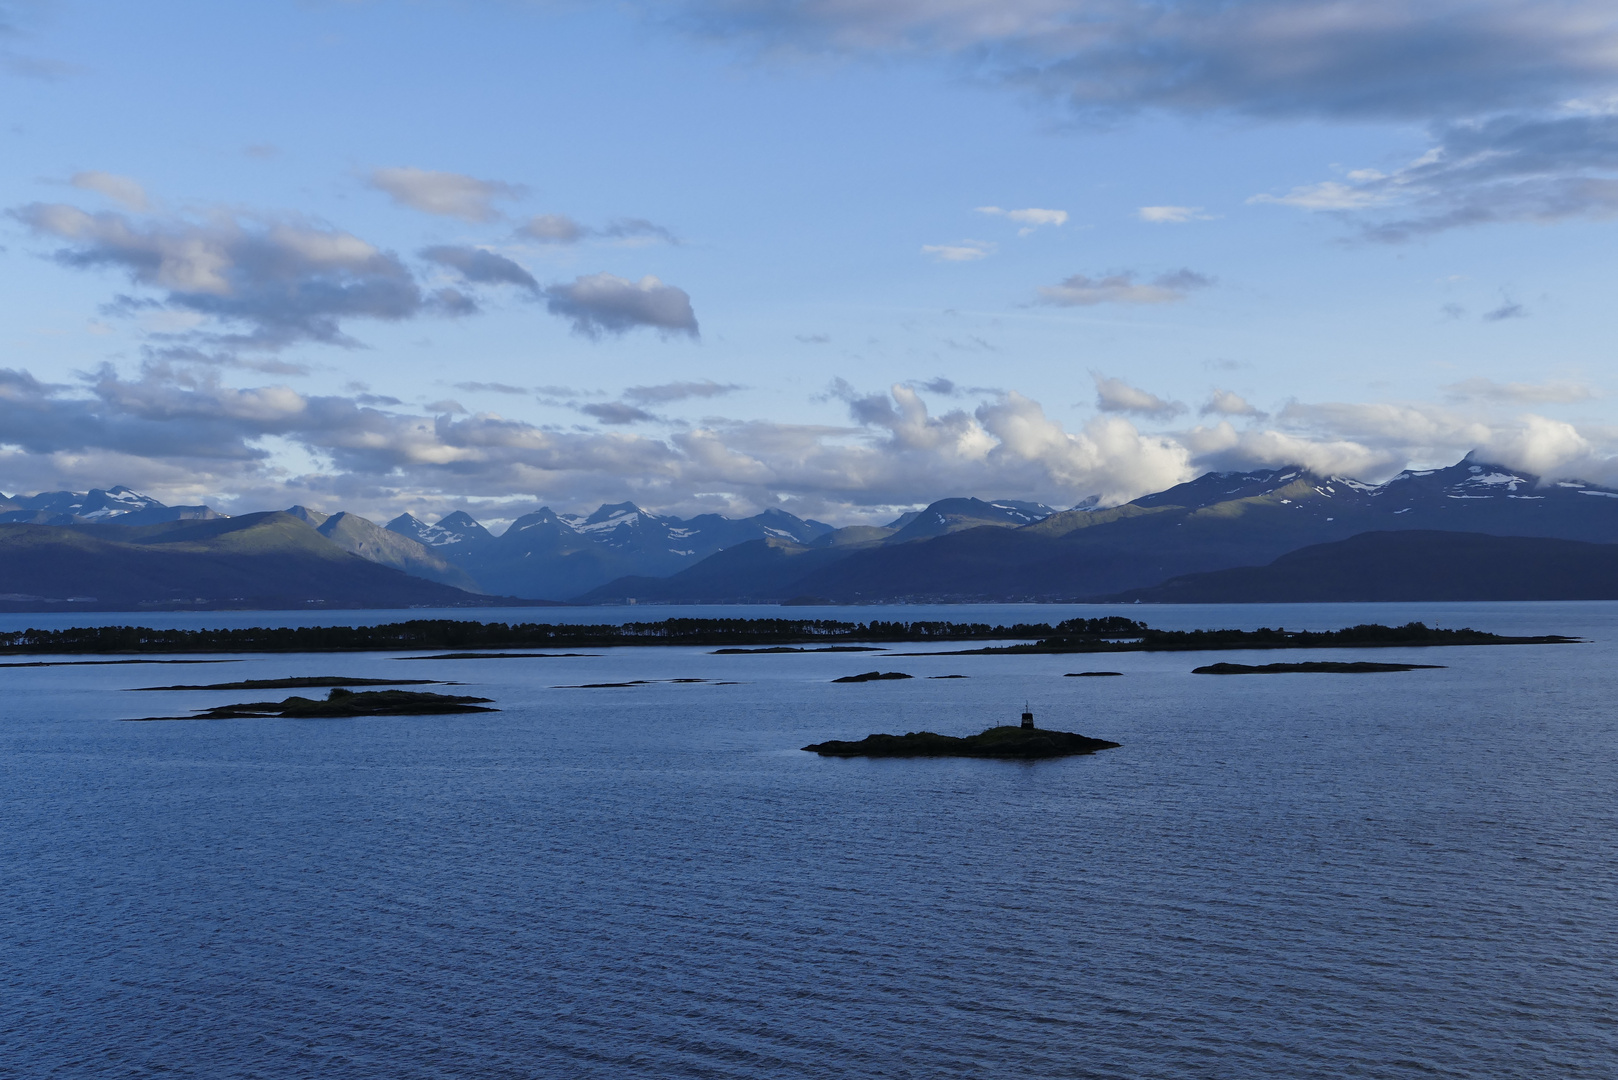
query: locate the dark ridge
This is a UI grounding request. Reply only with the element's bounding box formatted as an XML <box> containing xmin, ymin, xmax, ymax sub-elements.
<box><xmin>130</xmin><ymin>676</ymin><xmax>443</xmax><ymax>692</ymax></box>
<box><xmin>1065</xmin><ymin>671</ymin><xmax>1123</xmax><ymax>677</ymax></box>
<box><xmin>0</xmin><ymin>658</ymin><xmax>239</xmax><ymax>668</ymax></box>
<box><xmin>406</xmin><ymin>652</ymin><xmax>597</xmax><ymax>660</ymax></box>
<box><xmin>0</xmin><ymin>617</ymin><xmax>1577</xmax><ymax>658</ymax></box>
<box><xmin>0</xmin><ymin>616</ymin><xmax>1142</xmax><ymax>656</ymax></box>
<box><xmin>1193</xmin><ymin>661</ymin><xmax>1445</xmax><ymax>674</ymax></box>
<box><xmin>712</xmin><ymin>645</ymin><xmax>885</xmax><ymax>654</ymax></box>
<box><xmin>1111</xmin><ymin>530</ymin><xmax>1618</xmax><ymax>603</ymax></box>
<box><xmin>832</xmin><ymin>671</ymin><xmax>913</xmax><ymax>683</ymax></box>
<box><xmin>914</xmin><ymin>621</ymin><xmax>1577</xmax><ymax>655</ymax></box>
<box><xmin>804</xmin><ymin>725</ymin><xmax>1120</xmax><ymax>759</ymax></box>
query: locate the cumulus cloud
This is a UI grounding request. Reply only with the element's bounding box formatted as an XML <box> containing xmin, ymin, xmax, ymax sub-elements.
<box><xmin>1093</xmin><ymin>375</ymin><xmax>1185</xmax><ymax>420</ymax></box>
<box><xmin>368</xmin><ymin>167</ymin><xmax>524</xmax><ymax>222</ymax></box>
<box><xmin>922</xmin><ymin>241</ymin><xmax>994</xmax><ymax>262</ymax></box>
<box><xmin>1200</xmin><ymin>389</ymin><xmax>1265</xmax><ymax>418</ymax></box>
<box><xmin>976</xmin><ymin>206</ymin><xmax>1067</xmax><ymax>234</ymax></box>
<box><xmin>70</xmin><ymin>171</ymin><xmax>150</xmax><ymax>211</ymax></box>
<box><xmin>542</xmin><ymin>272</ymin><xmax>699</xmax><ymax>338</ymax></box>
<box><xmin>1137</xmin><ymin>205</ymin><xmax>1209</xmax><ymax>224</ymax></box>
<box><xmin>7</xmin><ymin>363</ymin><xmax>1618</xmax><ymax>522</ymax></box>
<box><xmin>11</xmin><ymin>203</ymin><xmax>430</xmax><ymax>349</ymax></box>
<box><xmin>517</xmin><ymin>213</ymin><xmax>679</xmax><ymax>245</ymax></box>
<box><xmin>1038</xmin><ymin>268</ymin><xmax>1213</xmax><ymax>306</ymax></box>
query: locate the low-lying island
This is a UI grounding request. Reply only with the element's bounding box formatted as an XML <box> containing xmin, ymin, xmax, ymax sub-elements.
<box><xmin>804</xmin><ymin>723</ymin><xmax>1119</xmax><ymax>760</ymax></box>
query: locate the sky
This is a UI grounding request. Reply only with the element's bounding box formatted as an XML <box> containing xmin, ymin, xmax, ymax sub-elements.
<box><xmin>3</xmin><ymin>0</ymin><xmax>1618</xmax><ymax>526</ymax></box>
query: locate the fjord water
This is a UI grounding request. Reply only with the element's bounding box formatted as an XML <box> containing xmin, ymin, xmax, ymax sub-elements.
<box><xmin>3</xmin><ymin>604</ymin><xmax>1615</xmax><ymax>1078</ymax></box>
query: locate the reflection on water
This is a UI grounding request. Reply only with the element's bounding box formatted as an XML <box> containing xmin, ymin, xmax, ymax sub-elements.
<box><xmin>2</xmin><ymin>603</ymin><xmax>1615</xmax><ymax>1078</ymax></box>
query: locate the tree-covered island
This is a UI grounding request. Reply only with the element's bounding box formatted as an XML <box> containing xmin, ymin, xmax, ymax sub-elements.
<box><xmin>0</xmin><ymin>616</ymin><xmax>1577</xmax><ymax>656</ymax></box>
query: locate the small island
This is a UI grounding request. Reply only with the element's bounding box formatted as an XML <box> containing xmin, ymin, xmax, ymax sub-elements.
<box><xmin>804</xmin><ymin>723</ymin><xmax>1119</xmax><ymax>759</ymax></box>
<box><xmin>832</xmin><ymin>671</ymin><xmax>913</xmax><ymax>683</ymax></box>
<box><xmin>126</xmin><ymin>687</ymin><xmax>496</xmax><ymax>721</ymax></box>
<box><xmin>130</xmin><ymin>676</ymin><xmax>444</xmax><ymax>692</ymax></box>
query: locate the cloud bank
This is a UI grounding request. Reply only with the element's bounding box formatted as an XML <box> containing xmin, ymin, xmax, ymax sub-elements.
<box><xmin>6</xmin><ymin>363</ymin><xmax>1615</xmax><ymax>524</ymax></box>
<box><xmin>663</xmin><ymin>0</ymin><xmax>1618</xmax><ymax>121</ymax></box>
<box><xmin>1252</xmin><ymin>112</ymin><xmax>1618</xmax><ymax>239</ymax></box>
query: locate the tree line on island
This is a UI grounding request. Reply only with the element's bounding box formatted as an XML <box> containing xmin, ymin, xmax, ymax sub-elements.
<box><xmin>0</xmin><ymin>617</ymin><xmax>1575</xmax><ymax>657</ymax></box>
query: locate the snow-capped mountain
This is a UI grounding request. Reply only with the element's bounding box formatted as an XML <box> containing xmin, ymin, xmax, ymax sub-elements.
<box><xmin>580</xmin><ymin>455</ymin><xmax>1618</xmax><ymax>603</ymax></box>
<box><xmin>0</xmin><ymin>486</ymin><xmax>223</xmax><ymax>526</ymax></box>
<box><xmin>17</xmin><ymin>454</ymin><xmax>1618</xmax><ymax>604</ymax></box>
<box><xmin>386</xmin><ymin>511</ymin><xmax>497</xmax><ymax>553</ymax></box>
<box><xmin>381</xmin><ymin>501</ymin><xmax>837</xmax><ymax>598</ymax></box>
<box><xmin>882</xmin><ymin>498</ymin><xmax>1055</xmax><ymax>543</ymax></box>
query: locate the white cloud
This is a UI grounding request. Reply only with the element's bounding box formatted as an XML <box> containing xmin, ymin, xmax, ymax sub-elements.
<box><xmin>976</xmin><ymin>206</ymin><xmax>1068</xmax><ymax>234</ymax></box>
<box><xmin>1476</xmin><ymin>414</ymin><xmax>1595</xmax><ymax>477</ymax></box>
<box><xmin>1038</xmin><ymin>269</ymin><xmax>1213</xmax><ymax>306</ymax></box>
<box><xmin>1443</xmin><ymin>377</ymin><xmax>1599</xmax><ymax>404</ymax></box>
<box><xmin>70</xmin><ymin>171</ymin><xmax>150</xmax><ymax>212</ymax></box>
<box><xmin>1136</xmin><ymin>205</ymin><xmax>1209</xmax><ymax>224</ymax></box>
<box><xmin>1093</xmin><ymin>375</ymin><xmax>1185</xmax><ymax>420</ymax></box>
<box><xmin>1248</xmin><ymin>181</ymin><xmax>1392</xmax><ymax>210</ymax></box>
<box><xmin>1200</xmin><ymin>389</ymin><xmax>1265</xmax><ymax>417</ymax></box>
<box><xmin>367</xmin><ymin>167</ymin><xmax>524</xmax><ymax>222</ymax></box>
<box><xmin>922</xmin><ymin>241</ymin><xmax>994</xmax><ymax>261</ymax></box>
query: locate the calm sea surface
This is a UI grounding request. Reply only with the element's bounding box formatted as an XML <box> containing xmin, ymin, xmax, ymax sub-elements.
<box><xmin>3</xmin><ymin>602</ymin><xmax>1615</xmax><ymax>1078</ymax></box>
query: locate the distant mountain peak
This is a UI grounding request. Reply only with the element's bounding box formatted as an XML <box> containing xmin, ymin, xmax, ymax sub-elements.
<box><xmin>386</xmin><ymin>510</ymin><xmax>494</xmax><ymax>549</ymax></box>
<box><xmin>569</xmin><ymin>502</ymin><xmax>649</xmax><ymax>531</ymax></box>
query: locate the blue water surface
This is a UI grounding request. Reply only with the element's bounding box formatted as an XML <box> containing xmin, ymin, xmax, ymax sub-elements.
<box><xmin>2</xmin><ymin>602</ymin><xmax>1614</xmax><ymax>1078</ymax></box>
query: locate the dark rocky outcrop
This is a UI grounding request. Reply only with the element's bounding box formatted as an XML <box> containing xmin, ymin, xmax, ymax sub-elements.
<box><xmin>804</xmin><ymin>725</ymin><xmax>1119</xmax><ymax>759</ymax></box>
<box><xmin>127</xmin><ymin>687</ymin><xmax>496</xmax><ymax>721</ymax></box>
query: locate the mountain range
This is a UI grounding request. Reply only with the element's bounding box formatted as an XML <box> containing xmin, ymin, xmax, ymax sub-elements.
<box><xmin>576</xmin><ymin>457</ymin><xmax>1618</xmax><ymax>603</ymax></box>
<box><xmin>5</xmin><ymin>456</ymin><xmax>1618</xmax><ymax>607</ymax></box>
<box><xmin>0</xmin><ymin>512</ymin><xmax>518</xmax><ymax>611</ymax></box>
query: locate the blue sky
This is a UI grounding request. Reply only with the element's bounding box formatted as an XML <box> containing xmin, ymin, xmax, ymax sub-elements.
<box><xmin>3</xmin><ymin>0</ymin><xmax>1617</xmax><ymax>524</ymax></box>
